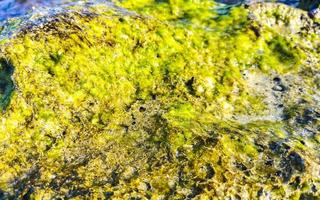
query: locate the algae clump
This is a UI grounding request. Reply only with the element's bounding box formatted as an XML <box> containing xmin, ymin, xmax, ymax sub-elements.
<box><xmin>0</xmin><ymin>1</ymin><xmax>319</xmax><ymax>199</ymax></box>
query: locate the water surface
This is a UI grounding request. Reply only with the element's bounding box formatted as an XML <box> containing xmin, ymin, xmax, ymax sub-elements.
<box><xmin>0</xmin><ymin>0</ymin><xmax>304</xmax><ymax>22</ymax></box>
<box><xmin>0</xmin><ymin>0</ymin><xmax>77</xmax><ymax>21</ymax></box>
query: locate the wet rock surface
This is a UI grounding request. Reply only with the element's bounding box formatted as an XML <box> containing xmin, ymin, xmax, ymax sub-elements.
<box><xmin>0</xmin><ymin>1</ymin><xmax>319</xmax><ymax>199</ymax></box>
<box><xmin>0</xmin><ymin>0</ymin><xmax>78</xmax><ymax>21</ymax></box>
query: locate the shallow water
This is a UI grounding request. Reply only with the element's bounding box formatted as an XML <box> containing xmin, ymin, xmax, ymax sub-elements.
<box><xmin>0</xmin><ymin>0</ymin><xmax>78</xmax><ymax>21</ymax></box>
<box><xmin>0</xmin><ymin>0</ymin><xmax>305</xmax><ymax>22</ymax></box>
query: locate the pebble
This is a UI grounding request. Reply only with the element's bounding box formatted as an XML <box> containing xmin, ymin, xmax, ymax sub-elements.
<box><xmin>272</xmin><ymin>85</ymin><xmax>286</xmax><ymax>92</ymax></box>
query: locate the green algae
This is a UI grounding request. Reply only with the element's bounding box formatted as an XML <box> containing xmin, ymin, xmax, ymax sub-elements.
<box><xmin>0</xmin><ymin>1</ymin><xmax>319</xmax><ymax>199</ymax></box>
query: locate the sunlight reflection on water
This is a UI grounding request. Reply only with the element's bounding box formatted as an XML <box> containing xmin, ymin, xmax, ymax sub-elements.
<box><xmin>0</xmin><ymin>0</ymin><xmax>310</xmax><ymax>22</ymax></box>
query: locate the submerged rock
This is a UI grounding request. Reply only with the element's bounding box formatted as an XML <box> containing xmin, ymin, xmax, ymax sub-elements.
<box><xmin>0</xmin><ymin>1</ymin><xmax>319</xmax><ymax>199</ymax></box>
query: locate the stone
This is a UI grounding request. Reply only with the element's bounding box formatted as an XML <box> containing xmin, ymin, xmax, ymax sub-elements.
<box><xmin>0</xmin><ymin>1</ymin><xmax>318</xmax><ymax>199</ymax></box>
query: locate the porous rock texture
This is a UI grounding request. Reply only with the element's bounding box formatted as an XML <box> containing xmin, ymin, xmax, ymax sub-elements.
<box><xmin>0</xmin><ymin>1</ymin><xmax>319</xmax><ymax>199</ymax></box>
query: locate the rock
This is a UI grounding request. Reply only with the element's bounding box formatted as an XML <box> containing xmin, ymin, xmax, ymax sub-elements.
<box><xmin>0</xmin><ymin>0</ymin><xmax>318</xmax><ymax>199</ymax></box>
<box><xmin>296</xmin><ymin>108</ymin><xmax>320</xmax><ymax>124</ymax></box>
<box><xmin>288</xmin><ymin>152</ymin><xmax>305</xmax><ymax>172</ymax></box>
<box><xmin>104</xmin><ymin>191</ymin><xmax>114</xmax><ymax>200</ymax></box>
<box><xmin>308</xmin><ymin>8</ymin><xmax>320</xmax><ymax>18</ymax></box>
<box><xmin>0</xmin><ymin>58</ymin><xmax>14</xmax><ymax>109</ymax></box>
<box><xmin>205</xmin><ymin>163</ymin><xmax>215</xmax><ymax>179</ymax></box>
<box><xmin>299</xmin><ymin>192</ymin><xmax>318</xmax><ymax>200</ymax></box>
<box><xmin>122</xmin><ymin>166</ymin><xmax>137</xmax><ymax>180</ymax></box>
<box><xmin>248</xmin><ymin>3</ymin><xmax>320</xmax><ymax>36</ymax></box>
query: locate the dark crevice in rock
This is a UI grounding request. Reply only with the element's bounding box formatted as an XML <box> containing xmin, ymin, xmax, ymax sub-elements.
<box><xmin>185</xmin><ymin>77</ymin><xmax>196</xmax><ymax>96</ymax></box>
<box><xmin>10</xmin><ymin>167</ymin><xmax>40</xmax><ymax>200</ymax></box>
<box><xmin>0</xmin><ymin>58</ymin><xmax>14</xmax><ymax>111</ymax></box>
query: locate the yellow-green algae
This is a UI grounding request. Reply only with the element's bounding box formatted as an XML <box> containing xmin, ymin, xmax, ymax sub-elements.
<box><xmin>0</xmin><ymin>1</ymin><xmax>319</xmax><ymax>199</ymax></box>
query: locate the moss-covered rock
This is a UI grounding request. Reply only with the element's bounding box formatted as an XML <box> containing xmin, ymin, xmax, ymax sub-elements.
<box><xmin>0</xmin><ymin>1</ymin><xmax>319</xmax><ymax>199</ymax></box>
